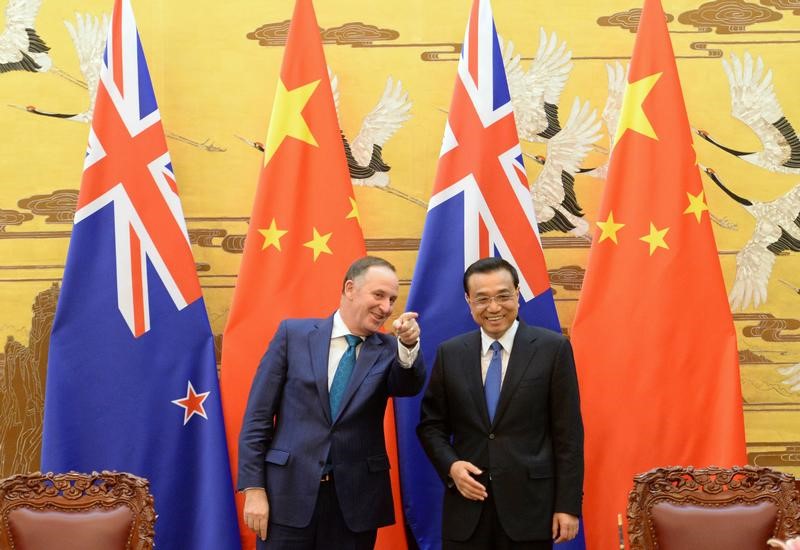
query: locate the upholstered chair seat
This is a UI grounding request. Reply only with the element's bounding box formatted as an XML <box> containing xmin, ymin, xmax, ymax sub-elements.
<box><xmin>627</xmin><ymin>466</ymin><xmax>800</xmax><ymax>550</ymax></box>
<box><xmin>0</xmin><ymin>471</ymin><xmax>155</xmax><ymax>550</ymax></box>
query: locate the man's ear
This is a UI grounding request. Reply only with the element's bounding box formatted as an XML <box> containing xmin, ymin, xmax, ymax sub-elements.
<box><xmin>464</xmin><ymin>293</ymin><xmax>470</xmax><ymax>304</ymax></box>
<box><xmin>343</xmin><ymin>279</ymin><xmax>355</xmax><ymax>298</ymax></box>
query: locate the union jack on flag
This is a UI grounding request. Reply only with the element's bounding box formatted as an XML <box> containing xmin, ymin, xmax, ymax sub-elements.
<box><xmin>76</xmin><ymin>0</ymin><xmax>201</xmax><ymax>337</ymax></box>
<box><xmin>430</xmin><ymin>0</ymin><xmax>551</xmax><ymax>299</ymax></box>
<box><xmin>394</xmin><ymin>1</ymin><xmax>584</xmax><ymax>548</ymax></box>
<box><xmin>41</xmin><ymin>1</ymin><xmax>241</xmax><ymax>548</ymax></box>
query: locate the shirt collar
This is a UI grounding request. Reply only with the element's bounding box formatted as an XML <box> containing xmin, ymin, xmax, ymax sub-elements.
<box><xmin>332</xmin><ymin>310</ymin><xmax>368</xmax><ymax>344</ymax></box>
<box><xmin>480</xmin><ymin>319</ymin><xmax>519</xmax><ymax>355</ymax></box>
<box><xmin>332</xmin><ymin>310</ymin><xmax>350</xmax><ymax>339</ymax></box>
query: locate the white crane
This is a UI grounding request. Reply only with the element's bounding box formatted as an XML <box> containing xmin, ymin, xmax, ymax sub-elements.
<box><xmin>237</xmin><ymin>70</ymin><xmax>422</xmax><ymax>207</ymax></box>
<box><xmin>529</xmin><ymin>97</ymin><xmax>602</xmax><ymax>237</ymax></box>
<box><xmin>0</xmin><ymin>0</ymin><xmax>51</xmax><ymax>74</ymax></box>
<box><xmin>20</xmin><ymin>12</ymin><xmax>106</xmax><ymax>122</ymax></box>
<box><xmin>582</xmin><ymin>61</ymin><xmax>627</xmax><ymax>180</ymax></box>
<box><xmin>696</xmin><ymin>52</ymin><xmax>800</xmax><ymax>175</ymax></box>
<box><xmin>337</xmin><ymin>75</ymin><xmax>412</xmax><ymax>190</ymax></box>
<box><xmin>702</xmin><ymin>166</ymin><xmax>800</xmax><ymax>310</ymax></box>
<box><xmin>16</xmin><ymin>12</ymin><xmax>223</xmax><ymax>152</ymax></box>
<box><xmin>501</xmin><ymin>28</ymin><xmax>572</xmax><ymax>143</ymax></box>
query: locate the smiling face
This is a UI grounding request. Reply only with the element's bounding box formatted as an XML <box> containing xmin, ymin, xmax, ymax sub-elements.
<box><xmin>340</xmin><ymin>265</ymin><xmax>399</xmax><ymax>336</ymax></box>
<box><xmin>465</xmin><ymin>268</ymin><xmax>519</xmax><ymax>339</ymax></box>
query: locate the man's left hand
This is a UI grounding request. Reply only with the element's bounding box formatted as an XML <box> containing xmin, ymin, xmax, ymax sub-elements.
<box><xmin>552</xmin><ymin>513</ymin><xmax>579</xmax><ymax>543</ymax></box>
<box><xmin>393</xmin><ymin>311</ymin><xmax>420</xmax><ymax>347</ymax></box>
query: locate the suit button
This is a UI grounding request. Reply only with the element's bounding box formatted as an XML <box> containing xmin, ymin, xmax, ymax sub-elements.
<box><xmin>318</xmin><ymin>460</ymin><xmax>325</xmax><ymax>466</ymax></box>
<box><xmin>489</xmin><ymin>433</ymin><xmax>495</xmax><ymax>440</ymax></box>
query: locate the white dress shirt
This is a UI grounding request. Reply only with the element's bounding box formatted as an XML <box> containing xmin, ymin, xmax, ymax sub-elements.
<box><xmin>479</xmin><ymin>319</ymin><xmax>519</xmax><ymax>385</ymax></box>
<box><xmin>328</xmin><ymin>310</ymin><xmax>420</xmax><ymax>389</ymax></box>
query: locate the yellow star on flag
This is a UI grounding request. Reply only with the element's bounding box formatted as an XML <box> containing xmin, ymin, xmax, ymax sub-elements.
<box><xmin>640</xmin><ymin>222</ymin><xmax>670</xmax><ymax>255</ymax></box>
<box><xmin>346</xmin><ymin>197</ymin><xmax>360</xmax><ymax>224</ymax></box>
<box><xmin>614</xmin><ymin>72</ymin><xmax>662</xmax><ymax>145</ymax></box>
<box><xmin>684</xmin><ymin>191</ymin><xmax>709</xmax><ymax>223</ymax></box>
<box><xmin>263</xmin><ymin>78</ymin><xmax>320</xmax><ymax>165</ymax></box>
<box><xmin>596</xmin><ymin>211</ymin><xmax>625</xmax><ymax>244</ymax></box>
<box><xmin>303</xmin><ymin>227</ymin><xmax>333</xmax><ymax>261</ymax></box>
<box><xmin>258</xmin><ymin>219</ymin><xmax>288</xmax><ymax>251</ymax></box>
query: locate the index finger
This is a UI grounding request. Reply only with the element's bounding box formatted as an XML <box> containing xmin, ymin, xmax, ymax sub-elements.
<box><xmin>398</xmin><ymin>311</ymin><xmax>419</xmax><ymax>323</ymax></box>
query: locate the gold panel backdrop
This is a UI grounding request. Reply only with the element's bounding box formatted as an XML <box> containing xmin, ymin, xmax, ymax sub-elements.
<box><xmin>1</xmin><ymin>0</ymin><xmax>798</xmax><ymax>478</ymax></box>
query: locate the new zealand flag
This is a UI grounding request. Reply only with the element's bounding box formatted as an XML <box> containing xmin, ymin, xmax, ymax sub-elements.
<box><xmin>394</xmin><ymin>1</ymin><xmax>585</xmax><ymax>549</ymax></box>
<box><xmin>41</xmin><ymin>1</ymin><xmax>241</xmax><ymax>548</ymax></box>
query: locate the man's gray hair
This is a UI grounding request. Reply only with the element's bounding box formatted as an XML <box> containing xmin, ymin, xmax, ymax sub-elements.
<box><xmin>342</xmin><ymin>256</ymin><xmax>396</xmax><ymax>292</ymax></box>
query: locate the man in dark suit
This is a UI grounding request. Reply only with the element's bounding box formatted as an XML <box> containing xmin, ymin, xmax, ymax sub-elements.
<box><xmin>417</xmin><ymin>257</ymin><xmax>583</xmax><ymax>549</ymax></box>
<box><xmin>238</xmin><ymin>256</ymin><xmax>425</xmax><ymax>549</ymax></box>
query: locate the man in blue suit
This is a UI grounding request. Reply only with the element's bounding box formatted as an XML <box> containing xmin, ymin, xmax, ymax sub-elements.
<box><xmin>238</xmin><ymin>256</ymin><xmax>426</xmax><ymax>549</ymax></box>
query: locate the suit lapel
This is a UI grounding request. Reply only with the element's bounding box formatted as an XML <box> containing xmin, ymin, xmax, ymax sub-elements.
<box><xmin>309</xmin><ymin>316</ymin><xmax>334</xmax><ymax>425</ymax></box>
<box><xmin>333</xmin><ymin>331</ymin><xmax>384</xmax><ymax>423</ymax></box>
<box><xmin>492</xmin><ymin>323</ymin><xmax>539</xmax><ymax>428</ymax></box>
<box><xmin>463</xmin><ymin>332</ymin><xmax>491</xmax><ymax>429</ymax></box>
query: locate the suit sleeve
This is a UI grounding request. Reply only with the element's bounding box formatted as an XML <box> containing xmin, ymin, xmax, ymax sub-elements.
<box><xmin>236</xmin><ymin>320</ymin><xmax>289</xmax><ymax>491</ymax></box>
<box><xmin>417</xmin><ymin>345</ymin><xmax>460</xmax><ymax>483</ymax></box>
<box><xmin>386</xmin><ymin>337</ymin><xmax>426</xmax><ymax>398</ymax></box>
<box><xmin>549</xmin><ymin>337</ymin><xmax>584</xmax><ymax>516</ymax></box>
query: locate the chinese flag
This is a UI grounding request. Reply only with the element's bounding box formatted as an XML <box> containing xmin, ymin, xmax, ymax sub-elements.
<box><xmin>570</xmin><ymin>0</ymin><xmax>747</xmax><ymax>548</ymax></box>
<box><xmin>220</xmin><ymin>1</ymin><xmax>407</xmax><ymax>548</ymax></box>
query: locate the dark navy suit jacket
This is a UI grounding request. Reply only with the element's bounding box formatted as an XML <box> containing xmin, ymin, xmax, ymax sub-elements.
<box><xmin>238</xmin><ymin>315</ymin><xmax>426</xmax><ymax>532</ymax></box>
<box><xmin>417</xmin><ymin>322</ymin><xmax>583</xmax><ymax>541</ymax></box>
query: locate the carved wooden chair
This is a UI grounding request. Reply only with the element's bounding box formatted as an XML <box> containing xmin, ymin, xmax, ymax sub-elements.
<box><xmin>627</xmin><ymin>466</ymin><xmax>800</xmax><ymax>550</ymax></box>
<box><xmin>0</xmin><ymin>471</ymin><xmax>155</xmax><ymax>550</ymax></box>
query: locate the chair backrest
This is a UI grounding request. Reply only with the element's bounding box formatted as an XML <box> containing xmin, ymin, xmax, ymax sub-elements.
<box><xmin>627</xmin><ymin>466</ymin><xmax>800</xmax><ymax>550</ymax></box>
<box><xmin>0</xmin><ymin>471</ymin><xmax>155</xmax><ymax>550</ymax></box>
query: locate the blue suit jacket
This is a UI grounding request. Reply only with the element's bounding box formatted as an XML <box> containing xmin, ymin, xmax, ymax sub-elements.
<box><xmin>238</xmin><ymin>316</ymin><xmax>426</xmax><ymax>532</ymax></box>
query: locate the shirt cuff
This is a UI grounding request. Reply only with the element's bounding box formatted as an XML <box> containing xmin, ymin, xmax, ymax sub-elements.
<box><xmin>397</xmin><ymin>338</ymin><xmax>420</xmax><ymax>368</ymax></box>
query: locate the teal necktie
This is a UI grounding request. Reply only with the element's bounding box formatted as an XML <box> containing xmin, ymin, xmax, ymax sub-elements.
<box><xmin>329</xmin><ymin>334</ymin><xmax>361</xmax><ymax>419</ymax></box>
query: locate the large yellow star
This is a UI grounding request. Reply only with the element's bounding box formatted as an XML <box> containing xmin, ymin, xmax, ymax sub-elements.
<box><xmin>263</xmin><ymin>78</ymin><xmax>320</xmax><ymax>165</ymax></box>
<box><xmin>614</xmin><ymin>72</ymin><xmax>662</xmax><ymax>145</ymax></box>
<box><xmin>258</xmin><ymin>218</ymin><xmax>288</xmax><ymax>251</ymax></box>
<box><xmin>596</xmin><ymin>211</ymin><xmax>625</xmax><ymax>244</ymax></box>
<box><xmin>303</xmin><ymin>227</ymin><xmax>332</xmax><ymax>261</ymax></box>
<box><xmin>346</xmin><ymin>197</ymin><xmax>360</xmax><ymax>224</ymax></box>
<box><xmin>684</xmin><ymin>190</ymin><xmax>709</xmax><ymax>223</ymax></box>
<box><xmin>640</xmin><ymin>222</ymin><xmax>670</xmax><ymax>255</ymax></box>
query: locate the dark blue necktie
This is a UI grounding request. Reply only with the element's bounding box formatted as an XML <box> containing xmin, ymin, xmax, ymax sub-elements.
<box><xmin>485</xmin><ymin>340</ymin><xmax>502</xmax><ymax>423</ymax></box>
<box><xmin>329</xmin><ymin>334</ymin><xmax>361</xmax><ymax>419</ymax></box>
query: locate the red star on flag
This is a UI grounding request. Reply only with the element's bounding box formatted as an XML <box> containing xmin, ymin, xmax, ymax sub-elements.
<box><xmin>171</xmin><ymin>381</ymin><xmax>210</xmax><ymax>425</ymax></box>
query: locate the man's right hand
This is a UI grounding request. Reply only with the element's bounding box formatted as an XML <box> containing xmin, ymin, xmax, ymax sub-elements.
<box><xmin>449</xmin><ymin>460</ymin><xmax>488</xmax><ymax>501</ymax></box>
<box><xmin>243</xmin><ymin>488</ymin><xmax>269</xmax><ymax>541</ymax></box>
